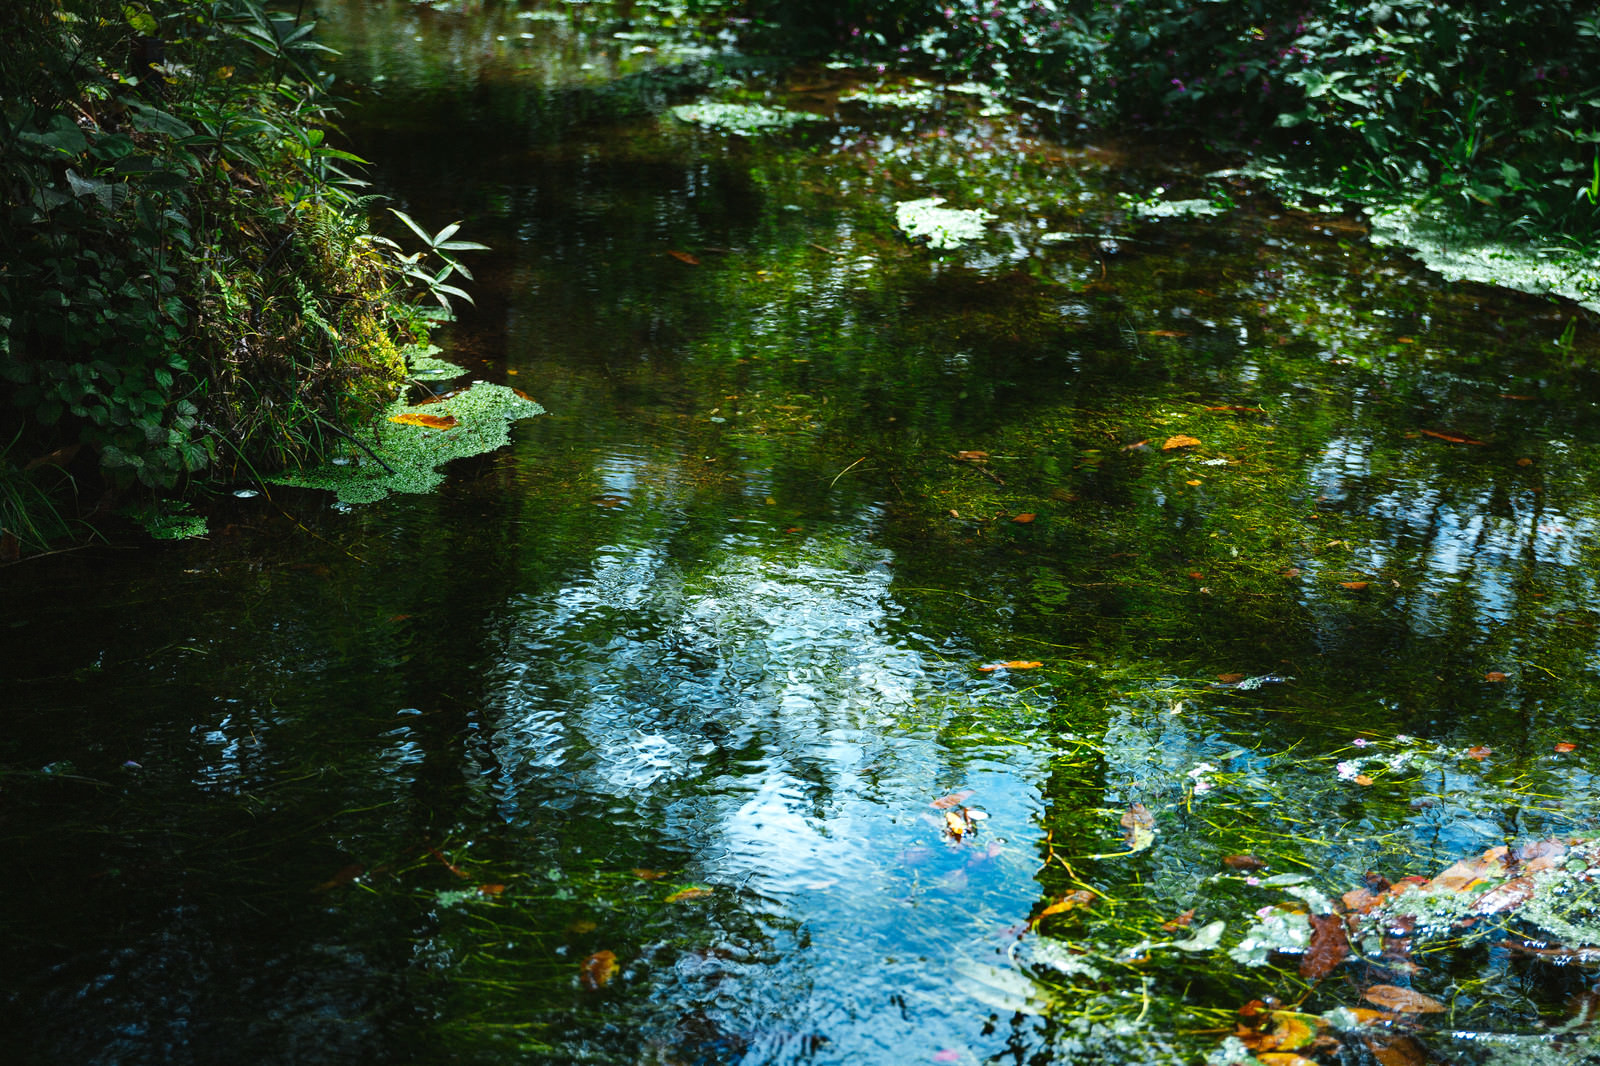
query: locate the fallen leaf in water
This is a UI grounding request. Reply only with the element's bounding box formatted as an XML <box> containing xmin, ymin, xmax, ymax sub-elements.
<box><xmin>1354</xmin><ymin>774</ymin><xmax>1374</xmax><ymax>786</ymax></box>
<box><xmin>1012</xmin><ymin>512</ymin><xmax>1036</xmax><ymax>524</ymax></box>
<box><xmin>1120</xmin><ymin>803</ymin><xmax>1156</xmax><ymax>852</ymax></box>
<box><xmin>1217</xmin><ymin>672</ymin><xmax>1247</xmax><ymax>684</ymax></box>
<box><xmin>1162</xmin><ymin>908</ymin><xmax>1196</xmax><ymax>931</ymax></box>
<box><xmin>1162</xmin><ymin>434</ymin><xmax>1201</xmax><ymax>450</ymax></box>
<box><xmin>1363</xmin><ymin>1035</ymin><xmax>1431</xmax><ymax>1066</ymax></box>
<box><xmin>665</xmin><ymin>886</ymin><xmax>714</xmax><ymax>903</ymax></box>
<box><xmin>1256</xmin><ymin>1056</ymin><xmax>1317</xmax><ymax>1066</ymax></box>
<box><xmin>1419</xmin><ymin>428</ymin><xmax>1485</xmax><ymax>445</ymax></box>
<box><xmin>1362</xmin><ymin>985</ymin><xmax>1446</xmax><ymax>1013</ymax></box>
<box><xmin>1300</xmin><ymin>913</ymin><xmax>1350</xmax><ymax>980</ymax></box>
<box><xmin>313</xmin><ymin>863</ymin><xmax>365</xmax><ymax>893</ymax></box>
<box><xmin>1339</xmin><ymin>581</ymin><xmax>1370</xmax><ymax>590</ymax></box>
<box><xmin>1555</xmin><ymin>742</ymin><xmax>1577</xmax><ymax>753</ymax></box>
<box><xmin>954</xmin><ymin>450</ymin><xmax>990</xmax><ymax>462</ymax></box>
<box><xmin>932</xmin><ymin>791</ymin><xmax>976</xmax><ymax>810</ymax></box>
<box><xmin>979</xmin><ymin>660</ymin><xmax>1043</xmax><ymax>671</ymax></box>
<box><xmin>478</xmin><ymin>883</ymin><xmax>506</xmax><ymax>897</ymax></box>
<box><xmin>1186</xmin><ymin>479</ymin><xmax>1202</xmax><ymax>486</ymax></box>
<box><xmin>1430</xmin><ymin>846</ymin><xmax>1507</xmax><ymax>892</ymax></box>
<box><xmin>1517</xmin><ymin>457</ymin><xmax>1534</xmax><ymax>466</ymax></box>
<box><xmin>631</xmin><ymin>868</ymin><xmax>669</xmax><ymax>880</ymax></box>
<box><xmin>1121</xmin><ymin>438</ymin><xmax>1150</xmax><ymax>451</ymax></box>
<box><xmin>1224</xmin><ymin>854</ymin><xmax>1267</xmax><ymax>871</ymax></box>
<box><xmin>666</xmin><ymin>249</ymin><xmax>700</xmax><ymax>266</ymax></box>
<box><xmin>1466</xmin><ymin>745</ymin><xmax>1492</xmax><ymax>760</ymax></box>
<box><xmin>1204</xmin><ymin>404</ymin><xmax>1266</xmax><ymax>414</ymax></box>
<box><xmin>1485</xmin><ymin>671</ymin><xmax>1508</xmax><ymax>682</ymax></box>
<box><xmin>1035</xmin><ymin>890</ymin><xmax>1096</xmax><ymax>922</ymax></box>
<box><xmin>579</xmin><ymin>949</ymin><xmax>619</xmax><ymax>990</ymax></box>
<box><xmin>389</xmin><ymin>412</ymin><xmax>459</xmax><ymax>429</ymax></box>
<box><xmin>1470</xmin><ymin>875</ymin><xmax>1535</xmax><ymax>915</ymax></box>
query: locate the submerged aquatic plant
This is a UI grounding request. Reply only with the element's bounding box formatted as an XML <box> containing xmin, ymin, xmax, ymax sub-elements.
<box><xmin>895</xmin><ymin>197</ymin><xmax>995</xmax><ymax>249</ymax></box>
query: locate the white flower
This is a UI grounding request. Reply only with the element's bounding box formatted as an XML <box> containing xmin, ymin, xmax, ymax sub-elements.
<box><xmin>1336</xmin><ymin>760</ymin><xmax>1359</xmax><ymax>780</ymax></box>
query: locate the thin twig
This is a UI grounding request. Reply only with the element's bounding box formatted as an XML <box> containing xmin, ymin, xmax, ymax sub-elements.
<box><xmin>829</xmin><ymin>455</ymin><xmax>867</xmax><ymax>487</ymax></box>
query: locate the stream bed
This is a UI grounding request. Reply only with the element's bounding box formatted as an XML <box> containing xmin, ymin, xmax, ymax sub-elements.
<box><xmin>6</xmin><ymin>3</ymin><xmax>1600</xmax><ymax>1064</ymax></box>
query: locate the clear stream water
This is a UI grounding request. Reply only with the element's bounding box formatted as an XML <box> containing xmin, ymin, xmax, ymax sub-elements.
<box><xmin>6</xmin><ymin>3</ymin><xmax>1600</xmax><ymax>1065</ymax></box>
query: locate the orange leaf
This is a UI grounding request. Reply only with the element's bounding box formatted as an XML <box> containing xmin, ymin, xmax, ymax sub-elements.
<box><xmin>631</xmin><ymin>868</ymin><xmax>669</xmax><ymax>880</ymax></box>
<box><xmin>1467</xmin><ymin>745</ymin><xmax>1492</xmax><ymax>760</ymax></box>
<box><xmin>1419</xmin><ymin>428</ymin><xmax>1485</xmax><ymax>445</ymax></box>
<box><xmin>1012</xmin><ymin>512</ymin><xmax>1037</xmax><ymax>524</ymax></box>
<box><xmin>954</xmin><ymin>450</ymin><xmax>990</xmax><ymax>462</ymax></box>
<box><xmin>944</xmin><ymin>809</ymin><xmax>972</xmax><ymax>839</ymax></box>
<box><xmin>1300</xmin><ymin>913</ymin><xmax>1350</xmax><ymax>980</ymax></box>
<box><xmin>389</xmin><ymin>412</ymin><xmax>459</xmax><ymax>429</ymax></box>
<box><xmin>1469</xmin><ymin>875</ymin><xmax>1535</xmax><ymax>916</ymax></box>
<box><xmin>477</xmin><ymin>883</ymin><xmax>506</xmax><ymax>897</ymax></box>
<box><xmin>1354</xmin><ymin>774</ymin><xmax>1374</xmax><ymax>786</ymax></box>
<box><xmin>665</xmin><ymin>886</ymin><xmax>714</xmax><ymax>903</ymax></box>
<box><xmin>1258</xmin><ymin>1055</ymin><xmax>1317</xmax><ymax>1066</ymax></box>
<box><xmin>1162</xmin><ymin>434</ymin><xmax>1201</xmax><ymax>450</ymax></box>
<box><xmin>1555</xmin><ymin>742</ymin><xmax>1577</xmax><ymax>753</ymax></box>
<box><xmin>1361</xmin><ymin>985</ymin><xmax>1446</xmax><ymax>1013</ymax></box>
<box><xmin>1339</xmin><ymin>581</ymin><xmax>1370</xmax><ymax>590</ymax></box>
<box><xmin>1036</xmin><ymin>889</ymin><xmax>1096</xmax><ymax>921</ymax></box>
<box><xmin>1516</xmin><ymin>457</ymin><xmax>1533</xmax><ymax>466</ymax></box>
<box><xmin>579</xmin><ymin>949</ymin><xmax>619</xmax><ymax>990</ymax></box>
<box><xmin>1363</xmin><ymin>1036</ymin><xmax>1431</xmax><ymax>1066</ymax></box>
<box><xmin>1484</xmin><ymin>671</ymin><xmax>1508</xmax><ymax>682</ymax></box>
<box><xmin>932</xmin><ymin>790</ymin><xmax>976</xmax><ymax>810</ymax></box>
<box><xmin>1223</xmin><ymin>854</ymin><xmax>1266</xmax><ymax>871</ymax></box>
<box><xmin>666</xmin><ymin>249</ymin><xmax>701</xmax><ymax>266</ymax></box>
<box><xmin>980</xmin><ymin>660</ymin><xmax>1042</xmax><ymax>671</ymax></box>
<box><xmin>1217</xmin><ymin>672</ymin><xmax>1247</xmax><ymax>684</ymax></box>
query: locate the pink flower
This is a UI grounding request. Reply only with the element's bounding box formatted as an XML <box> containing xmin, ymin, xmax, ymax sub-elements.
<box><xmin>1352</xmin><ymin>738</ymin><xmax>1370</xmax><ymax>748</ymax></box>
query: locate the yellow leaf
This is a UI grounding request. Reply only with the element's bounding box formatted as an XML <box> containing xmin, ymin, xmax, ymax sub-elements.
<box><xmin>579</xmin><ymin>949</ymin><xmax>618</xmax><ymax>990</ymax></box>
<box><xmin>389</xmin><ymin>412</ymin><xmax>459</xmax><ymax>429</ymax></box>
<box><xmin>665</xmin><ymin>886</ymin><xmax>714</xmax><ymax>903</ymax></box>
<box><xmin>1162</xmin><ymin>434</ymin><xmax>1201</xmax><ymax>450</ymax></box>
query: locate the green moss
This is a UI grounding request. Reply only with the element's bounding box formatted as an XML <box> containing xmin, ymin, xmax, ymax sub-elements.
<box><xmin>270</xmin><ymin>382</ymin><xmax>545</xmax><ymax>504</ymax></box>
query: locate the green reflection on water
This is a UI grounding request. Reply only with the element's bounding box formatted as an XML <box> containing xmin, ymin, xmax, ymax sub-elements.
<box><xmin>4</xmin><ymin>1</ymin><xmax>1600</xmax><ymax>1064</ymax></box>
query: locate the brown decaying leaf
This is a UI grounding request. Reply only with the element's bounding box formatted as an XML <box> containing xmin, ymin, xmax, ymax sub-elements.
<box><xmin>1300</xmin><ymin>913</ymin><xmax>1351</xmax><ymax>980</ymax></box>
<box><xmin>1224</xmin><ymin>854</ymin><xmax>1267</xmax><ymax>871</ymax></box>
<box><xmin>579</xmin><ymin>949</ymin><xmax>619</xmax><ymax>990</ymax></box>
<box><xmin>1466</xmin><ymin>745</ymin><xmax>1492</xmax><ymax>760</ymax></box>
<box><xmin>1484</xmin><ymin>671</ymin><xmax>1508</xmax><ymax>682</ymax></box>
<box><xmin>1161</xmin><ymin>908</ymin><xmax>1196</xmax><ymax>931</ymax></box>
<box><xmin>1162</xmin><ymin>434</ymin><xmax>1201</xmax><ymax>450</ymax></box>
<box><xmin>1339</xmin><ymin>580</ymin><xmax>1370</xmax><ymax>590</ymax></box>
<box><xmin>1363</xmin><ymin>1036</ymin><xmax>1431</xmax><ymax>1066</ymax></box>
<box><xmin>1361</xmin><ymin>985</ymin><xmax>1446</xmax><ymax>1013</ymax></box>
<box><xmin>478</xmin><ymin>883</ymin><xmax>506</xmax><ymax>897</ymax></box>
<box><xmin>1120</xmin><ymin>803</ymin><xmax>1156</xmax><ymax>851</ymax></box>
<box><xmin>666</xmin><ymin>249</ymin><xmax>701</xmax><ymax>266</ymax></box>
<box><xmin>389</xmin><ymin>412</ymin><xmax>459</xmax><ymax>429</ymax></box>
<box><xmin>1012</xmin><ymin>512</ymin><xmax>1037</xmax><ymax>524</ymax></box>
<box><xmin>1429</xmin><ymin>845</ymin><xmax>1507</xmax><ymax>892</ymax></box>
<box><xmin>1217</xmin><ymin>672</ymin><xmax>1247</xmax><ymax>684</ymax></box>
<box><xmin>1469</xmin><ymin>875</ymin><xmax>1536</xmax><ymax>916</ymax></box>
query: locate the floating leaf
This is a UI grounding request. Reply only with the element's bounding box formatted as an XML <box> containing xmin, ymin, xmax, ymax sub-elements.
<box><xmin>1339</xmin><ymin>581</ymin><xmax>1370</xmax><ymax>590</ymax></box>
<box><xmin>1162</xmin><ymin>434</ymin><xmax>1201</xmax><ymax>450</ymax></box>
<box><xmin>1484</xmin><ymin>671</ymin><xmax>1508</xmax><ymax>682</ymax></box>
<box><xmin>1419</xmin><ymin>429</ymin><xmax>1485</xmax><ymax>445</ymax></box>
<box><xmin>666</xmin><ymin>886</ymin><xmax>714</xmax><ymax>903</ymax></box>
<box><xmin>1469</xmin><ymin>875</ymin><xmax>1535</xmax><ymax>916</ymax></box>
<box><xmin>1300</xmin><ymin>913</ymin><xmax>1350</xmax><ymax>980</ymax></box>
<box><xmin>1035</xmin><ymin>889</ymin><xmax>1096</xmax><ymax>922</ymax></box>
<box><xmin>579</xmin><ymin>949</ymin><xmax>618</xmax><ymax>990</ymax></box>
<box><xmin>1217</xmin><ymin>672</ymin><xmax>1248</xmax><ymax>684</ymax></box>
<box><xmin>932</xmin><ymin>791</ymin><xmax>976</xmax><ymax>810</ymax></box>
<box><xmin>1354</xmin><ymin>774</ymin><xmax>1374</xmax><ymax>786</ymax></box>
<box><xmin>1012</xmin><ymin>512</ymin><xmax>1037</xmax><ymax>524</ymax></box>
<box><xmin>666</xmin><ymin>249</ymin><xmax>700</xmax><ymax>266</ymax></box>
<box><xmin>1162</xmin><ymin>908</ymin><xmax>1196</xmax><ymax>931</ymax></box>
<box><xmin>1466</xmin><ymin>745</ymin><xmax>1492</xmax><ymax>761</ymax></box>
<box><xmin>1429</xmin><ymin>846</ymin><xmax>1507</xmax><ymax>891</ymax></box>
<box><xmin>1120</xmin><ymin>803</ymin><xmax>1156</xmax><ymax>852</ymax></box>
<box><xmin>1361</xmin><ymin>985</ymin><xmax>1446</xmax><ymax>1014</ymax></box>
<box><xmin>1555</xmin><ymin>742</ymin><xmax>1577</xmax><ymax>753</ymax></box>
<box><xmin>979</xmin><ymin>660</ymin><xmax>1043</xmax><ymax>671</ymax></box>
<box><xmin>1224</xmin><ymin>855</ymin><xmax>1267</xmax><ymax>871</ymax></box>
<box><xmin>477</xmin><ymin>883</ymin><xmax>506</xmax><ymax>897</ymax></box>
<box><xmin>389</xmin><ymin>412</ymin><xmax>459</xmax><ymax>429</ymax></box>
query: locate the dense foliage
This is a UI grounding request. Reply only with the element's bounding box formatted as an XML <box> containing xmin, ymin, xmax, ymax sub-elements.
<box><xmin>732</xmin><ymin>0</ymin><xmax>1600</xmax><ymax>238</ymax></box>
<box><xmin>0</xmin><ymin>0</ymin><xmax>464</xmax><ymax>553</ymax></box>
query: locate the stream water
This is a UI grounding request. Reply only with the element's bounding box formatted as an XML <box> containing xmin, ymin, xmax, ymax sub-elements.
<box><xmin>6</xmin><ymin>3</ymin><xmax>1600</xmax><ymax>1064</ymax></box>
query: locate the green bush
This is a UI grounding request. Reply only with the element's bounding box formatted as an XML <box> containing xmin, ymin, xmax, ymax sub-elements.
<box><xmin>0</xmin><ymin>0</ymin><xmax>459</xmax><ymax>530</ymax></box>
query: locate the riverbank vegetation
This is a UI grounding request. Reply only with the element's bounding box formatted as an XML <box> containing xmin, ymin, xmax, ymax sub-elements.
<box><xmin>0</xmin><ymin>0</ymin><xmax>470</xmax><ymax>558</ymax></box>
<box><xmin>727</xmin><ymin>0</ymin><xmax>1600</xmax><ymax>242</ymax></box>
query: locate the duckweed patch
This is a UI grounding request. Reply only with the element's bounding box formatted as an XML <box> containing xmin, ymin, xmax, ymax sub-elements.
<box><xmin>271</xmin><ymin>382</ymin><xmax>544</xmax><ymax>504</ymax></box>
<box><xmin>894</xmin><ymin>196</ymin><xmax>995</xmax><ymax>249</ymax></box>
<box><xmin>669</xmin><ymin>102</ymin><xmax>824</xmax><ymax>134</ymax></box>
